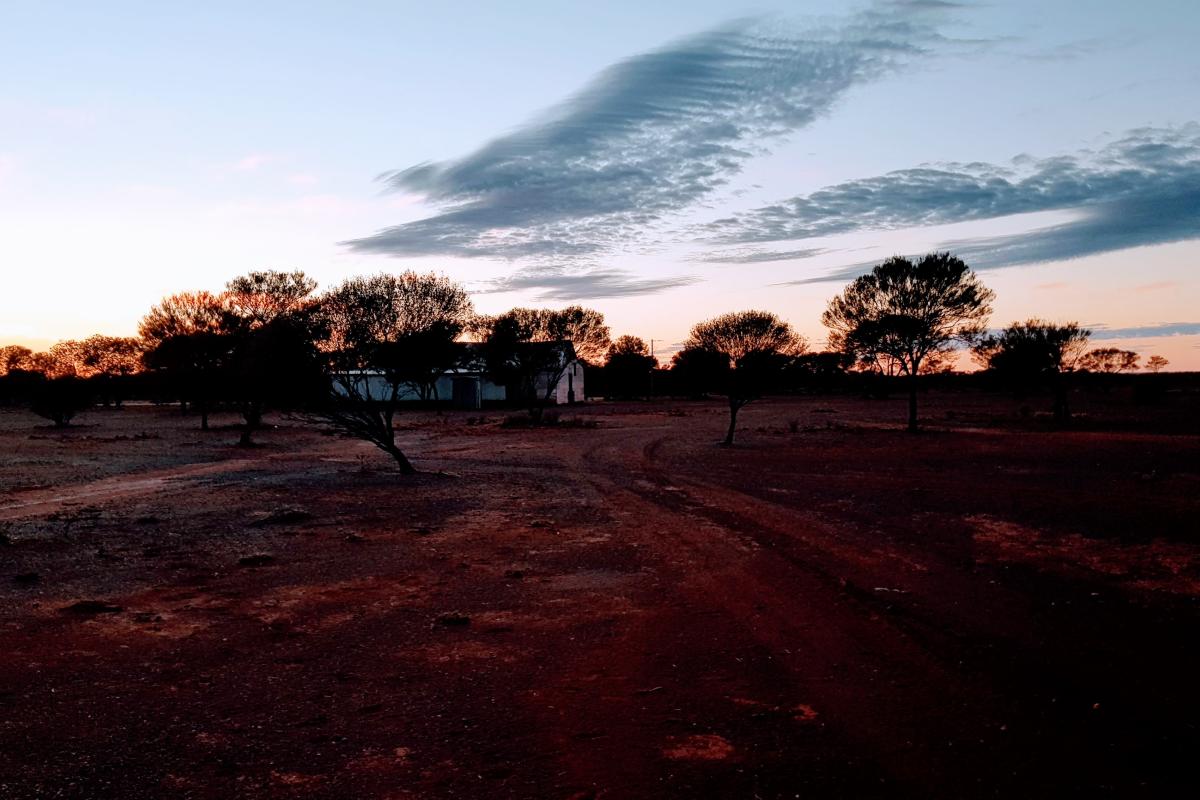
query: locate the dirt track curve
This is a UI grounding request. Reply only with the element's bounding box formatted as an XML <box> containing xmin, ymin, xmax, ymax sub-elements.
<box><xmin>2</xmin><ymin>402</ymin><xmax>1198</xmax><ymax>798</ymax></box>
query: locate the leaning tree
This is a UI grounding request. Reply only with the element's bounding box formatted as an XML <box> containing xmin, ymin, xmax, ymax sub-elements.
<box><xmin>682</xmin><ymin>310</ymin><xmax>806</xmax><ymax>446</ymax></box>
<box><xmin>823</xmin><ymin>252</ymin><xmax>994</xmax><ymax>432</ymax></box>
<box><xmin>312</xmin><ymin>272</ymin><xmax>474</xmax><ymax>474</ymax></box>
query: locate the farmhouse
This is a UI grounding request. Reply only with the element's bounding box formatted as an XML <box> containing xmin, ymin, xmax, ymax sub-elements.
<box><xmin>338</xmin><ymin>341</ymin><xmax>585</xmax><ymax>410</ymax></box>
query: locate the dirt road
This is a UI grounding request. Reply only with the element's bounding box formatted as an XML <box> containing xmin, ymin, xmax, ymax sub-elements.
<box><xmin>1</xmin><ymin>400</ymin><xmax>1197</xmax><ymax>797</ymax></box>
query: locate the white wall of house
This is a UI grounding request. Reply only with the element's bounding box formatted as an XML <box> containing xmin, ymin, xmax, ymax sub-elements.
<box><xmin>536</xmin><ymin>361</ymin><xmax>584</xmax><ymax>404</ymax></box>
<box><xmin>335</xmin><ymin>359</ymin><xmax>584</xmax><ymax>407</ymax></box>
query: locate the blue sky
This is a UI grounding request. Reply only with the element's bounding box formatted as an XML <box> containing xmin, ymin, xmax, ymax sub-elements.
<box><xmin>2</xmin><ymin>1</ymin><xmax>1198</xmax><ymax>366</ymax></box>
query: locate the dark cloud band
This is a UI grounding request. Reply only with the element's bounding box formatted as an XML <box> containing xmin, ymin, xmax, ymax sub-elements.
<box><xmin>344</xmin><ymin>4</ymin><xmax>953</xmax><ymax>299</ymax></box>
<box><xmin>712</xmin><ymin>124</ymin><xmax>1200</xmax><ymax>279</ymax></box>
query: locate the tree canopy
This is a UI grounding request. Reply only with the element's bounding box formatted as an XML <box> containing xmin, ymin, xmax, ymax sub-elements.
<box><xmin>683</xmin><ymin>310</ymin><xmax>806</xmax><ymax>445</ymax></box>
<box><xmin>311</xmin><ymin>272</ymin><xmax>475</xmax><ymax>472</ymax></box>
<box><xmin>823</xmin><ymin>252</ymin><xmax>993</xmax><ymax>431</ymax></box>
<box><xmin>973</xmin><ymin>319</ymin><xmax>1091</xmax><ymax>423</ymax></box>
<box><xmin>1079</xmin><ymin>347</ymin><xmax>1140</xmax><ymax>374</ymax></box>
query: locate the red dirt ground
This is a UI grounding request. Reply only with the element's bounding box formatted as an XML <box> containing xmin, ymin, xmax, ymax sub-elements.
<box><xmin>1</xmin><ymin>392</ymin><xmax>1198</xmax><ymax>798</ymax></box>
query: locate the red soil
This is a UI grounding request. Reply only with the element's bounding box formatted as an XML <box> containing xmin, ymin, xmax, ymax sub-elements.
<box><xmin>1</xmin><ymin>394</ymin><xmax>1198</xmax><ymax>798</ymax></box>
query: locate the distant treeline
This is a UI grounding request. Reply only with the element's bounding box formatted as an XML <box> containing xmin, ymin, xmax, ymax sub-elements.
<box><xmin>0</xmin><ymin>254</ymin><xmax>1183</xmax><ymax>469</ymax></box>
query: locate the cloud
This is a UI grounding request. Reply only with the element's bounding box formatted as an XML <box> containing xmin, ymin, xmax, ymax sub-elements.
<box><xmin>1021</xmin><ymin>36</ymin><xmax>1124</xmax><ymax>63</ymax></box>
<box><xmin>346</xmin><ymin>4</ymin><xmax>954</xmax><ymax>266</ymax></box>
<box><xmin>1089</xmin><ymin>322</ymin><xmax>1200</xmax><ymax>340</ymax></box>
<box><xmin>235</xmin><ymin>154</ymin><xmax>273</xmax><ymax>171</ymax></box>
<box><xmin>694</xmin><ymin>247</ymin><xmax>828</xmax><ymax>264</ymax></box>
<box><xmin>708</xmin><ymin>124</ymin><xmax>1200</xmax><ymax>278</ymax></box>
<box><xmin>1131</xmin><ymin>281</ymin><xmax>1179</xmax><ymax>293</ymax></box>
<box><xmin>480</xmin><ymin>267</ymin><xmax>699</xmax><ymax>301</ymax></box>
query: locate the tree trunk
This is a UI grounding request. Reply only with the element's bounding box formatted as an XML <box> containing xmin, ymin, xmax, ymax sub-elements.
<box><xmin>723</xmin><ymin>400</ymin><xmax>740</xmax><ymax>446</ymax></box>
<box><xmin>907</xmin><ymin>372</ymin><xmax>919</xmax><ymax>433</ymax></box>
<box><xmin>239</xmin><ymin>406</ymin><xmax>262</xmax><ymax>447</ymax></box>
<box><xmin>1052</xmin><ymin>377</ymin><xmax>1070</xmax><ymax>426</ymax></box>
<box><xmin>387</xmin><ymin>444</ymin><xmax>418</xmax><ymax>475</ymax></box>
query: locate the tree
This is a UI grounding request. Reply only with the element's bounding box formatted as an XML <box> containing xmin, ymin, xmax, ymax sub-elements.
<box><xmin>138</xmin><ymin>291</ymin><xmax>228</xmax><ymax>348</ymax></box>
<box><xmin>19</xmin><ymin>341</ymin><xmax>93</xmax><ymax>426</ymax></box>
<box><xmin>78</xmin><ymin>335</ymin><xmax>143</xmax><ymax>407</ymax></box>
<box><xmin>1146</xmin><ymin>355</ymin><xmax>1169</xmax><ymax>374</ymax></box>
<box><xmin>477</xmin><ymin>306</ymin><xmax>611</xmax><ymax>360</ymax></box>
<box><xmin>142</xmin><ymin>332</ymin><xmax>233</xmax><ymax>431</ymax></box>
<box><xmin>823</xmin><ymin>253</ymin><xmax>994</xmax><ymax>432</ymax></box>
<box><xmin>605</xmin><ymin>336</ymin><xmax>657</xmax><ymax>399</ymax></box>
<box><xmin>1079</xmin><ymin>347</ymin><xmax>1140</xmax><ymax>374</ymax></box>
<box><xmin>30</xmin><ymin>375</ymin><xmax>91</xmax><ymax>427</ymax></box>
<box><xmin>479</xmin><ymin>306</ymin><xmax>609</xmax><ymax>418</ymax></box>
<box><xmin>139</xmin><ymin>291</ymin><xmax>233</xmax><ymax>427</ymax></box>
<box><xmin>224</xmin><ymin>270</ymin><xmax>318</xmax><ymax>328</ymax></box>
<box><xmin>0</xmin><ymin>345</ymin><xmax>34</xmax><ymax>375</ymax></box>
<box><xmin>222</xmin><ymin>270</ymin><xmax>321</xmax><ymax>445</ymax></box>
<box><xmin>670</xmin><ymin>346</ymin><xmax>730</xmax><ymax>399</ymax></box>
<box><xmin>683</xmin><ymin>311</ymin><xmax>806</xmax><ymax>445</ymax></box>
<box><xmin>973</xmin><ymin>320</ymin><xmax>1091</xmax><ymax>423</ymax></box>
<box><xmin>312</xmin><ymin>272</ymin><xmax>474</xmax><ymax>473</ymax></box>
<box><xmin>788</xmin><ymin>351</ymin><xmax>854</xmax><ymax>393</ymax></box>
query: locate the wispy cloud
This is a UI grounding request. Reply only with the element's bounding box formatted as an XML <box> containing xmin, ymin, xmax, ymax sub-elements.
<box><xmin>480</xmin><ymin>267</ymin><xmax>700</xmax><ymax>301</ymax></box>
<box><xmin>234</xmin><ymin>154</ymin><xmax>274</xmax><ymax>171</ymax></box>
<box><xmin>694</xmin><ymin>247</ymin><xmax>828</xmax><ymax>264</ymax></box>
<box><xmin>1089</xmin><ymin>322</ymin><xmax>1200</xmax><ymax>340</ymax></box>
<box><xmin>710</xmin><ymin>124</ymin><xmax>1200</xmax><ymax>279</ymax></box>
<box><xmin>345</xmin><ymin>3</ymin><xmax>956</xmax><ymax>280</ymax></box>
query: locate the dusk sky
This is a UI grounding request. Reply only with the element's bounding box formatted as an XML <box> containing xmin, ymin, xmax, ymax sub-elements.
<box><xmin>2</xmin><ymin>0</ymin><xmax>1198</xmax><ymax>366</ymax></box>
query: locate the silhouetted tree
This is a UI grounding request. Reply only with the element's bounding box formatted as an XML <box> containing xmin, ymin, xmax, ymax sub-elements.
<box><xmin>78</xmin><ymin>335</ymin><xmax>143</xmax><ymax>407</ymax></box>
<box><xmin>823</xmin><ymin>253</ymin><xmax>994</xmax><ymax>432</ymax></box>
<box><xmin>139</xmin><ymin>291</ymin><xmax>228</xmax><ymax>347</ymax></box>
<box><xmin>142</xmin><ymin>332</ymin><xmax>233</xmax><ymax>431</ymax></box>
<box><xmin>605</xmin><ymin>335</ymin><xmax>657</xmax><ymax>398</ymax></box>
<box><xmin>973</xmin><ymin>320</ymin><xmax>1091</xmax><ymax>424</ymax></box>
<box><xmin>222</xmin><ymin>270</ymin><xmax>321</xmax><ymax>445</ymax></box>
<box><xmin>312</xmin><ymin>272</ymin><xmax>474</xmax><ymax>473</ymax></box>
<box><xmin>139</xmin><ymin>291</ymin><xmax>231</xmax><ymax>421</ymax></box>
<box><xmin>683</xmin><ymin>311</ymin><xmax>805</xmax><ymax>445</ymax></box>
<box><xmin>0</xmin><ymin>346</ymin><xmax>34</xmax><ymax>375</ymax></box>
<box><xmin>1146</xmin><ymin>355</ymin><xmax>1169</xmax><ymax>373</ymax></box>
<box><xmin>788</xmin><ymin>351</ymin><xmax>854</xmax><ymax>393</ymax></box>
<box><xmin>30</xmin><ymin>375</ymin><xmax>91</xmax><ymax>427</ymax></box>
<box><xmin>224</xmin><ymin>270</ymin><xmax>318</xmax><ymax>327</ymax></box>
<box><xmin>1079</xmin><ymin>347</ymin><xmax>1139</xmax><ymax>374</ymax></box>
<box><xmin>479</xmin><ymin>306</ymin><xmax>608</xmax><ymax>418</ymax></box>
<box><xmin>669</xmin><ymin>346</ymin><xmax>729</xmax><ymax>399</ymax></box>
<box><xmin>542</xmin><ymin>306</ymin><xmax>611</xmax><ymax>365</ymax></box>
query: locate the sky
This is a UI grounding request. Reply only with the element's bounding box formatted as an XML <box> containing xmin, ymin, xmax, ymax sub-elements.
<box><xmin>2</xmin><ymin>0</ymin><xmax>1198</xmax><ymax>367</ymax></box>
